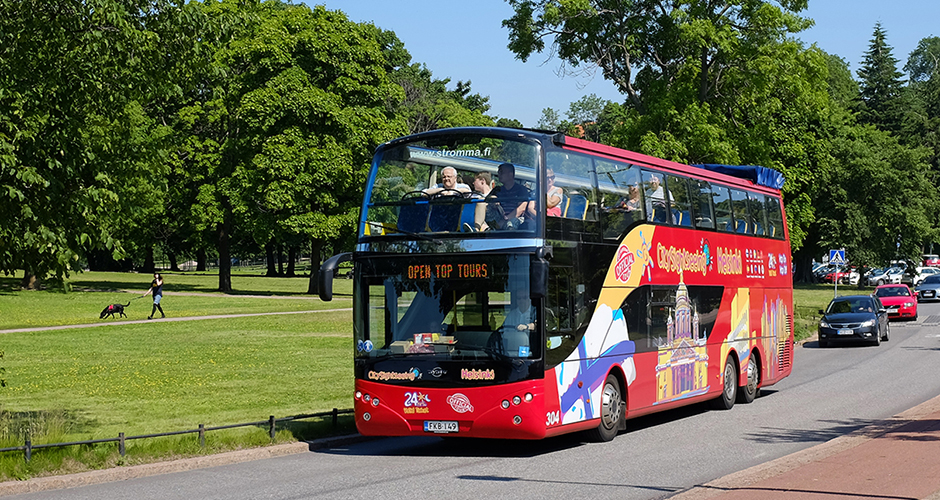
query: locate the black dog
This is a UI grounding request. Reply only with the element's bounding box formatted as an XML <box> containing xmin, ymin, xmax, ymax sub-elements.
<box><xmin>100</xmin><ymin>302</ymin><xmax>130</xmax><ymax>319</ymax></box>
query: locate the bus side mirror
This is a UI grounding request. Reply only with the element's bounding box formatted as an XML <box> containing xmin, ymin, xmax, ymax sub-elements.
<box><xmin>531</xmin><ymin>247</ymin><xmax>552</xmax><ymax>299</ymax></box>
<box><xmin>318</xmin><ymin>252</ymin><xmax>352</xmax><ymax>301</ymax></box>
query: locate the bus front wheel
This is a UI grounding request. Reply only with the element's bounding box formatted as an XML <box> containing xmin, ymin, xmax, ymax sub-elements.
<box><xmin>711</xmin><ymin>356</ymin><xmax>738</xmax><ymax>410</ymax></box>
<box><xmin>589</xmin><ymin>374</ymin><xmax>624</xmax><ymax>442</ymax></box>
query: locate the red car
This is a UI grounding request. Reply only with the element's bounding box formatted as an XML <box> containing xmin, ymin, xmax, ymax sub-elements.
<box><xmin>873</xmin><ymin>284</ymin><xmax>918</xmax><ymax>321</ymax></box>
<box><xmin>923</xmin><ymin>254</ymin><xmax>940</xmax><ymax>267</ymax></box>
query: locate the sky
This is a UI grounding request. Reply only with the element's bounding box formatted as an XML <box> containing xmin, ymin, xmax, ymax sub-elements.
<box><xmin>312</xmin><ymin>1</ymin><xmax>940</xmax><ymax>128</ymax></box>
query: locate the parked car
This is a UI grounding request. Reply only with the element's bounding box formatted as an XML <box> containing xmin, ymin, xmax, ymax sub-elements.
<box><xmin>873</xmin><ymin>284</ymin><xmax>918</xmax><ymax>321</ymax></box>
<box><xmin>923</xmin><ymin>254</ymin><xmax>940</xmax><ymax>267</ymax></box>
<box><xmin>817</xmin><ymin>295</ymin><xmax>889</xmax><ymax>347</ymax></box>
<box><xmin>915</xmin><ymin>274</ymin><xmax>940</xmax><ymax>301</ymax></box>
<box><xmin>822</xmin><ymin>266</ymin><xmax>859</xmax><ymax>285</ymax></box>
<box><xmin>867</xmin><ymin>267</ymin><xmax>903</xmax><ymax>286</ymax></box>
<box><xmin>907</xmin><ymin>266</ymin><xmax>940</xmax><ymax>286</ymax></box>
<box><xmin>814</xmin><ymin>263</ymin><xmax>837</xmax><ymax>282</ymax></box>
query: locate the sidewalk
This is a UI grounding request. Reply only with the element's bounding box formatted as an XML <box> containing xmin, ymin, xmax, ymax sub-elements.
<box><xmin>671</xmin><ymin>392</ymin><xmax>940</xmax><ymax>500</ymax></box>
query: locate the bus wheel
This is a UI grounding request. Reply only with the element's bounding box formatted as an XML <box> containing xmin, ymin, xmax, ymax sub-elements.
<box><xmin>589</xmin><ymin>374</ymin><xmax>624</xmax><ymax>442</ymax></box>
<box><xmin>737</xmin><ymin>355</ymin><xmax>760</xmax><ymax>404</ymax></box>
<box><xmin>711</xmin><ymin>357</ymin><xmax>737</xmax><ymax>410</ymax></box>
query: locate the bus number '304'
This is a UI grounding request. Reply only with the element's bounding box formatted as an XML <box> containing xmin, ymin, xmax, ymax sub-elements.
<box><xmin>546</xmin><ymin>411</ymin><xmax>560</xmax><ymax>427</ymax></box>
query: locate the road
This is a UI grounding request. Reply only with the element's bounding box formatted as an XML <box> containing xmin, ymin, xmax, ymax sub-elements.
<box><xmin>9</xmin><ymin>301</ymin><xmax>940</xmax><ymax>500</ymax></box>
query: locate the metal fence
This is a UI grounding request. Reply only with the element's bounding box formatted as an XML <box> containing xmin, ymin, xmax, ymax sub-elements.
<box><xmin>0</xmin><ymin>408</ymin><xmax>354</xmax><ymax>463</ymax></box>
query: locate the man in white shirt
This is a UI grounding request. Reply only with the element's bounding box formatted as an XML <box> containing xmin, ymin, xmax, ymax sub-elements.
<box><xmin>424</xmin><ymin>166</ymin><xmax>470</xmax><ymax>195</ymax></box>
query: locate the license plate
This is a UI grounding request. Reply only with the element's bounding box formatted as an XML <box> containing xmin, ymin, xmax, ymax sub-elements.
<box><xmin>837</xmin><ymin>328</ymin><xmax>854</xmax><ymax>335</ymax></box>
<box><xmin>925</xmin><ymin>291</ymin><xmax>936</xmax><ymax>297</ymax></box>
<box><xmin>424</xmin><ymin>420</ymin><xmax>459</xmax><ymax>433</ymax></box>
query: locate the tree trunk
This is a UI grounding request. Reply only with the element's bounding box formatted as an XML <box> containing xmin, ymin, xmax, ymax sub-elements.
<box><xmin>286</xmin><ymin>246</ymin><xmax>296</xmax><ymax>277</ymax></box>
<box><xmin>794</xmin><ymin>249</ymin><xmax>816</xmax><ymax>283</ymax></box>
<box><xmin>168</xmin><ymin>251</ymin><xmax>181</xmax><ymax>272</ymax></box>
<box><xmin>265</xmin><ymin>238</ymin><xmax>277</xmax><ymax>277</ymax></box>
<box><xmin>143</xmin><ymin>246</ymin><xmax>155</xmax><ymax>273</ymax></box>
<box><xmin>217</xmin><ymin>210</ymin><xmax>233</xmax><ymax>293</ymax></box>
<box><xmin>196</xmin><ymin>247</ymin><xmax>207</xmax><ymax>272</ymax></box>
<box><xmin>20</xmin><ymin>270</ymin><xmax>39</xmax><ymax>290</ymax></box>
<box><xmin>277</xmin><ymin>242</ymin><xmax>284</xmax><ymax>276</ymax></box>
<box><xmin>306</xmin><ymin>238</ymin><xmax>324</xmax><ymax>295</ymax></box>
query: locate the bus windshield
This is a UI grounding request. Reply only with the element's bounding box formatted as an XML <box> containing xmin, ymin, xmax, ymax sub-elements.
<box><xmin>362</xmin><ymin>132</ymin><xmax>539</xmax><ymax>237</ymax></box>
<box><xmin>355</xmin><ymin>253</ymin><xmax>540</xmax><ymax>360</ymax></box>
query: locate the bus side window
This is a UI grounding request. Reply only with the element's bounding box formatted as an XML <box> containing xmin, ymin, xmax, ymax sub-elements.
<box><xmin>666</xmin><ymin>174</ymin><xmax>692</xmax><ymax>227</ymax></box>
<box><xmin>641</xmin><ymin>169</ymin><xmax>671</xmax><ymax>224</ymax></box>
<box><xmin>712</xmin><ymin>185</ymin><xmax>733</xmax><ymax>232</ymax></box>
<box><xmin>546</xmin><ymin>151</ymin><xmax>596</xmax><ymax>220</ymax></box>
<box><xmin>730</xmin><ymin>188</ymin><xmax>749</xmax><ymax>233</ymax></box>
<box><xmin>691</xmin><ymin>179</ymin><xmax>715</xmax><ymax>229</ymax></box>
<box><xmin>765</xmin><ymin>195</ymin><xmax>784</xmax><ymax>239</ymax></box>
<box><xmin>596</xmin><ymin>159</ymin><xmax>644</xmax><ymax>239</ymax></box>
<box><xmin>748</xmin><ymin>192</ymin><xmax>768</xmax><ymax>236</ymax></box>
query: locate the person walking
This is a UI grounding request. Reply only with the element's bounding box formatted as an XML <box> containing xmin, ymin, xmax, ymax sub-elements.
<box><xmin>143</xmin><ymin>273</ymin><xmax>165</xmax><ymax>319</ymax></box>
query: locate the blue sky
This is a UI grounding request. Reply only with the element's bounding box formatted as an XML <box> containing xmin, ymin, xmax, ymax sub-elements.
<box><xmin>313</xmin><ymin>1</ymin><xmax>939</xmax><ymax>128</ymax></box>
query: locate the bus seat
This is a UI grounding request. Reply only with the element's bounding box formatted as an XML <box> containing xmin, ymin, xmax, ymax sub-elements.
<box><xmin>428</xmin><ymin>203</ymin><xmax>462</xmax><ymax>232</ymax></box>
<box><xmin>363</xmin><ymin>222</ymin><xmax>385</xmax><ymax>236</ymax></box>
<box><xmin>680</xmin><ymin>210</ymin><xmax>692</xmax><ymax>227</ymax></box>
<box><xmin>651</xmin><ymin>206</ymin><xmax>668</xmax><ymax>223</ymax></box>
<box><xmin>565</xmin><ymin>194</ymin><xmax>589</xmax><ymax>219</ymax></box>
<box><xmin>735</xmin><ymin>219</ymin><xmax>747</xmax><ymax>233</ymax></box>
<box><xmin>397</xmin><ymin>204</ymin><xmax>429</xmax><ymax>233</ymax></box>
<box><xmin>459</xmin><ymin>203</ymin><xmax>476</xmax><ymax>230</ymax></box>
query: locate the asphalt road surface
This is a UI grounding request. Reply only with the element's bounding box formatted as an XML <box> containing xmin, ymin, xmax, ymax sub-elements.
<box><xmin>10</xmin><ymin>300</ymin><xmax>940</xmax><ymax>500</ymax></box>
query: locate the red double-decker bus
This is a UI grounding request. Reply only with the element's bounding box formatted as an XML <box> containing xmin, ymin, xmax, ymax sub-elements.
<box><xmin>319</xmin><ymin>127</ymin><xmax>793</xmax><ymax>441</ymax></box>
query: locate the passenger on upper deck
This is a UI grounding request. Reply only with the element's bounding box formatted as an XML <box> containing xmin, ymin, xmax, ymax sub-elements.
<box><xmin>546</xmin><ymin>168</ymin><xmax>563</xmax><ymax>217</ymax></box>
<box><xmin>616</xmin><ymin>183</ymin><xmax>641</xmax><ymax>212</ymax></box>
<box><xmin>645</xmin><ymin>173</ymin><xmax>672</xmax><ymax>222</ymax></box>
<box><xmin>424</xmin><ymin>166</ymin><xmax>470</xmax><ymax>196</ymax></box>
<box><xmin>470</xmin><ymin>171</ymin><xmax>493</xmax><ymax>232</ymax></box>
<box><xmin>486</xmin><ymin>162</ymin><xmax>534</xmax><ymax>230</ymax></box>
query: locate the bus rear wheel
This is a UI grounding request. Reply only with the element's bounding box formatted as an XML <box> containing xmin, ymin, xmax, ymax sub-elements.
<box><xmin>711</xmin><ymin>356</ymin><xmax>737</xmax><ymax>410</ymax></box>
<box><xmin>588</xmin><ymin>374</ymin><xmax>624</xmax><ymax>442</ymax></box>
<box><xmin>737</xmin><ymin>355</ymin><xmax>760</xmax><ymax>404</ymax></box>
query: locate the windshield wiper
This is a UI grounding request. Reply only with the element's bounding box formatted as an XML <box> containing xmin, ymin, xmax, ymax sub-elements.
<box><xmin>365</xmin><ymin>221</ymin><xmax>442</xmax><ymax>245</ymax></box>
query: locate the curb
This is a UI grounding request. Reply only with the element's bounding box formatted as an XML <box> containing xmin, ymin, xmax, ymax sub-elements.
<box><xmin>667</xmin><ymin>392</ymin><xmax>940</xmax><ymax>500</ymax></box>
<box><xmin>0</xmin><ymin>434</ymin><xmax>373</xmax><ymax>497</ymax></box>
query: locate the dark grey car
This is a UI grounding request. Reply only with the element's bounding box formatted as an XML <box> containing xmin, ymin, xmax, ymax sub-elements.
<box><xmin>817</xmin><ymin>295</ymin><xmax>889</xmax><ymax>347</ymax></box>
<box><xmin>915</xmin><ymin>274</ymin><xmax>940</xmax><ymax>301</ymax></box>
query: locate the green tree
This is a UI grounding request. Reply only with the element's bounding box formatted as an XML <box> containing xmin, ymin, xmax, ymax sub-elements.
<box><xmin>814</xmin><ymin>125</ymin><xmax>938</xmax><ymax>266</ymax></box>
<box><xmin>505</xmin><ymin>0</ymin><xmax>830</xmax><ymax>252</ymax></box>
<box><xmin>566</xmin><ymin>93</ymin><xmax>609</xmax><ymax>141</ymax></box>
<box><xmin>904</xmin><ymin>36</ymin><xmax>940</xmax><ymax>84</ymax></box>
<box><xmin>0</xmin><ymin>0</ymin><xmax>205</xmax><ymax>288</ymax></box>
<box><xmin>504</xmin><ymin>0</ymin><xmax>811</xmax><ymax>114</ymax></box>
<box><xmin>174</xmin><ymin>1</ymin><xmax>403</xmax><ymax>292</ymax></box>
<box><xmin>536</xmin><ymin>107</ymin><xmax>563</xmax><ymax>130</ymax></box>
<box><xmin>856</xmin><ymin>23</ymin><xmax>907</xmax><ymax>134</ymax></box>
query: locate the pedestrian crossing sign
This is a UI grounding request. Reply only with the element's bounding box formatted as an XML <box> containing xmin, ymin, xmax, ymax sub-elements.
<box><xmin>829</xmin><ymin>249</ymin><xmax>845</xmax><ymax>266</ymax></box>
